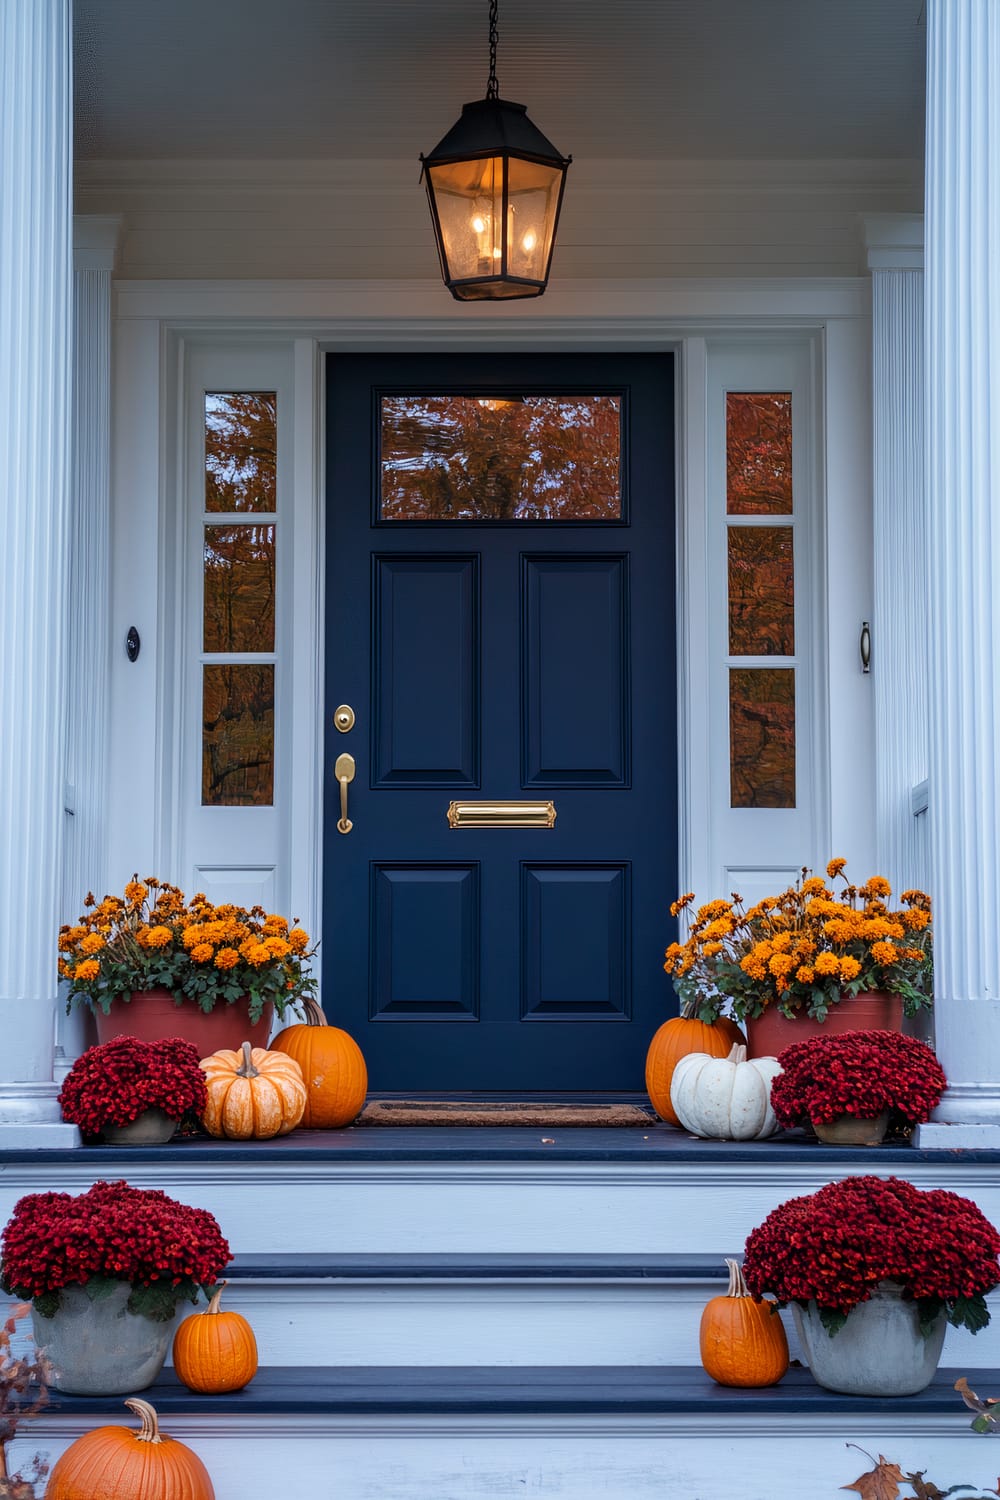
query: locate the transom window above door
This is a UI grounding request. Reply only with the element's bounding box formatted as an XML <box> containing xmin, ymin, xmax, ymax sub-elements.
<box><xmin>378</xmin><ymin>393</ymin><xmax>623</xmax><ymax>521</ymax></box>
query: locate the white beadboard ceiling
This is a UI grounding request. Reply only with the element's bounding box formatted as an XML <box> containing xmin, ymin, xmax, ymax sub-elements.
<box><xmin>74</xmin><ymin>0</ymin><xmax>926</xmax><ymax>164</ymax></box>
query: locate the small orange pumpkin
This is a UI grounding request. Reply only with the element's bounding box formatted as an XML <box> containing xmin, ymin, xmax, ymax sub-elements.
<box><xmin>271</xmin><ymin>997</ymin><xmax>368</xmax><ymax>1128</ymax></box>
<box><xmin>173</xmin><ymin>1280</ymin><xmax>258</xmax><ymax>1393</ymax></box>
<box><xmin>699</xmin><ymin>1258</ymin><xmax>789</xmax><ymax>1387</ymax></box>
<box><xmin>200</xmin><ymin>1041</ymin><xmax>306</xmax><ymax>1139</ymax></box>
<box><xmin>645</xmin><ymin>1004</ymin><xmax>745</xmax><ymax>1126</ymax></box>
<box><xmin>46</xmin><ymin>1397</ymin><xmax>215</xmax><ymax>1500</ymax></box>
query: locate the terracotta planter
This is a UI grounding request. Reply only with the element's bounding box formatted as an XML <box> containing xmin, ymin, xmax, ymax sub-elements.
<box><xmin>812</xmin><ymin>1110</ymin><xmax>890</xmax><ymax>1147</ymax></box>
<box><xmin>745</xmin><ymin>991</ymin><xmax>903</xmax><ymax>1060</ymax></box>
<box><xmin>793</xmin><ymin>1281</ymin><xmax>946</xmax><ymax>1396</ymax></box>
<box><xmin>101</xmin><ymin>1108</ymin><xmax>177</xmax><ymax>1146</ymax></box>
<box><xmin>94</xmin><ymin>987</ymin><xmax>273</xmax><ymax>1056</ymax></box>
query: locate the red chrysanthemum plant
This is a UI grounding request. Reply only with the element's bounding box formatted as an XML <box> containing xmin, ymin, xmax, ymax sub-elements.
<box><xmin>769</xmin><ymin>1030</ymin><xmax>947</xmax><ymax>1132</ymax></box>
<box><xmin>0</xmin><ymin>1181</ymin><xmax>231</xmax><ymax>1323</ymax></box>
<box><xmin>743</xmin><ymin>1175</ymin><xmax>1000</xmax><ymax>1338</ymax></box>
<box><xmin>58</xmin><ymin>1035</ymin><xmax>208</xmax><ymax>1138</ymax></box>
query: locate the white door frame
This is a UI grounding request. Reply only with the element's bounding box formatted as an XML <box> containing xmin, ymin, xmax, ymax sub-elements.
<box><xmin>104</xmin><ymin>277</ymin><xmax>873</xmax><ymax>988</ymax></box>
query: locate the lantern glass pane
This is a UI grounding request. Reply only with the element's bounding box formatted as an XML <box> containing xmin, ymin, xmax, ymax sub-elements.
<box><xmin>428</xmin><ymin>157</ymin><xmax>505</xmax><ymax>282</ymax></box>
<box><xmin>506</xmin><ymin>159</ymin><xmax>563</xmax><ymax>280</ymax></box>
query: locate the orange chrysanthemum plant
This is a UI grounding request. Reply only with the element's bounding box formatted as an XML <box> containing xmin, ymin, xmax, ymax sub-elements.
<box><xmin>664</xmin><ymin>861</ymin><xmax>933</xmax><ymax>1026</ymax></box>
<box><xmin>59</xmin><ymin>877</ymin><xmax>317</xmax><ymax>1024</ymax></box>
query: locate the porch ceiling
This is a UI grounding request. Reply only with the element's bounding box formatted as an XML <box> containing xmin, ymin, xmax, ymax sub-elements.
<box><xmin>74</xmin><ymin>0</ymin><xmax>926</xmax><ymax>164</ymax></box>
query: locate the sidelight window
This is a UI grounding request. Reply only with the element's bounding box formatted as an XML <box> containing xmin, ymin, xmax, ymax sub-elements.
<box><xmin>725</xmin><ymin>392</ymin><xmax>796</xmax><ymax>809</ymax></box>
<box><xmin>200</xmin><ymin>392</ymin><xmax>277</xmax><ymax>806</ymax></box>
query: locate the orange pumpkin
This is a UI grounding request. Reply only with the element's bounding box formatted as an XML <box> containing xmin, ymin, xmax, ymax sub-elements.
<box><xmin>173</xmin><ymin>1280</ymin><xmax>258</xmax><ymax>1393</ymax></box>
<box><xmin>271</xmin><ymin>997</ymin><xmax>367</xmax><ymax>1128</ymax></box>
<box><xmin>645</xmin><ymin>1007</ymin><xmax>745</xmax><ymax>1125</ymax></box>
<box><xmin>200</xmin><ymin>1041</ymin><xmax>306</xmax><ymax>1139</ymax></box>
<box><xmin>46</xmin><ymin>1397</ymin><xmax>215</xmax><ymax>1500</ymax></box>
<box><xmin>699</xmin><ymin>1258</ymin><xmax>789</xmax><ymax>1387</ymax></box>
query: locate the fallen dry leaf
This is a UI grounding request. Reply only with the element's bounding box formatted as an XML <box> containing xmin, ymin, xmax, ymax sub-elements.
<box><xmin>842</xmin><ymin>1455</ymin><xmax>906</xmax><ymax>1500</ymax></box>
<box><xmin>956</xmin><ymin>1375</ymin><xmax>1000</xmax><ymax>1434</ymax></box>
<box><xmin>903</xmin><ymin>1473</ymin><xmax>946</xmax><ymax>1500</ymax></box>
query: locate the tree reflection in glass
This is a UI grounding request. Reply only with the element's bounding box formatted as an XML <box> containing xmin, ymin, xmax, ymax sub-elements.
<box><xmin>380</xmin><ymin>394</ymin><xmax>621</xmax><ymax>520</ymax></box>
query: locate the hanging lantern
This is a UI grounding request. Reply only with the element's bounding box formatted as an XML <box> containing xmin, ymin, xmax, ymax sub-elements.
<box><xmin>420</xmin><ymin>1</ymin><xmax>571</xmax><ymax>301</ymax></box>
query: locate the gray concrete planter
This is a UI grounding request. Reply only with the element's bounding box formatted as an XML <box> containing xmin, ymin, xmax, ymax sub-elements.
<box><xmin>32</xmin><ymin>1281</ymin><xmax>175</xmax><ymax>1394</ymax></box>
<box><xmin>101</xmin><ymin>1107</ymin><xmax>177</xmax><ymax>1145</ymax></box>
<box><xmin>793</xmin><ymin>1281</ymin><xmax>947</xmax><ymax>1396</ymax></box>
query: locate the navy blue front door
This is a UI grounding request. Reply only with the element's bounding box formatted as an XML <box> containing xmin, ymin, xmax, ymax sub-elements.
<box><xmin>324</xmin><ymin>353</ymin><xmax>675</xmax><ymax>1091</ymax></box>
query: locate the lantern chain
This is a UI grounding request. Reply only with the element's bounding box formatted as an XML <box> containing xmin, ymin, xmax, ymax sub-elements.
<box><xmin>486</xmin><ymin>0</ymin><xmax>499</xmax><ymax>99</ymax></box>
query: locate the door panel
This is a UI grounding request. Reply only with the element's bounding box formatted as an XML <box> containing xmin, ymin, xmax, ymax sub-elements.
<box><xmin>370</xmin><ymin>863</ymin><xmax>480</xmax><ymax>1019</ymax></box>
<box><xmin>372</xmin><ymin>555</ymin><xmax>480</xmax><ymax>786</ymax></box>
<box><xmin>325</xmin><ymin>353</ymin><xmax>675</xmax><ymax>1092</ymax></box>
<box><xmin>521</xmin><ymin>863</ymin><xmax>630</xmax><ymax>1020</ymax></box>
<box><xmin>521</xmin><ymin>553</ymin><xmax>629</xmax><ymax>785</ymax></box>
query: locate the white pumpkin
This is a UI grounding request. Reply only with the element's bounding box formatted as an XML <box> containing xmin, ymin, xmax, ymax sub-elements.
<box><xmin>669</xmin><ymin>1043</ymin><xmax>782</xmax><ymax>1140</ymax></box>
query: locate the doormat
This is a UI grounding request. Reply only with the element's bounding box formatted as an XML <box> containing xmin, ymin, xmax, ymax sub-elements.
<box><xmin>358</xmin><ymin>1100</ymin><xmax>655</xmax><ymax>1128</ymax></box>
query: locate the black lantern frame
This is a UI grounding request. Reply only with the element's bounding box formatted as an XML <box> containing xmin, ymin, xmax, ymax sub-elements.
<box><xmin>419</xmin><ymin>5</ymin><xmax>571</xmax><ymax>301</ymax></box>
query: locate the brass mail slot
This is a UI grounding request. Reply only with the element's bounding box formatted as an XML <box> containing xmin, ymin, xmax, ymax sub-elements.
<box><xmin>447</xmin><ymin>800</ymin><xmax>557</xmax><ymax>830</ymax></box>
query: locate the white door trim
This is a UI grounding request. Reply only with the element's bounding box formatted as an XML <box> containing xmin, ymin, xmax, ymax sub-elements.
<box><xmin>105</xmin><ymin>291</ymin><xmax>868</xmax><ymax>1002</ymax></box>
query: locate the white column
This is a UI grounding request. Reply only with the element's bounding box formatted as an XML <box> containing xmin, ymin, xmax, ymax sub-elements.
<box><xmin>54</xmin><ymin>217</ymin><xmax>123</xmax><ymax>1081</ymax></box>
<box><xmin>0</xmin><ymin>0</ymin><xmax>78</xmax><ymax>1142</ymax></box>
<box><xmin>916</xmin><ymin>0</ymin><xmax>1000</xmax><ymax>1147</ymax></box>
<box><xmin>863</xmin><ymin>216</ymin><xmax>928</xmax><ymax>899</ymax></box>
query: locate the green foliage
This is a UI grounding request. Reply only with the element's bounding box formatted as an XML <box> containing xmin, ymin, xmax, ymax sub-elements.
<box><xmin>28</xmin><ymin>1292</ymin><xmax>59</xmax><ymax>1320</ymax></box>
<box><xmin>818</xmin><ymin>1304</ymin><xmax>849</xmax><ymax>1337</ymax></box>
<box><xmin>83</xmin><ymin>1277</ymin><xmax>119</xmax><ymax>1303</ymax></box>
<box><xmin>948</xmin><ymin>1295</ymin><xmax>992</xmax><ymax>1336</ymax></box>
<box><xmin>127</xmin><ymin>1280</ymin><xmax>202</xmax><ymax>1323</ymax></box>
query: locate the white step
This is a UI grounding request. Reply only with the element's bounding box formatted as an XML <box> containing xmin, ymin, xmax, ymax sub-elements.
<box><xmin>4</xmin><ymin>1136</ymin><xmax>999</xmax><ymax>1373</ymax></box>
<box><xmin>2</xmin><ymin>1136</ymin><xmax>997</xmax><ymax>1260</ymax></box>
<box><xmin>163</xmin><ymin>1256</ymin><xmax>1000</xmax><ymax>1370</ymax></box>
<box><xmin>16</xmin><ymin>1366</ymin><xmax>1000</xmax><ymax>1500</ymax></box>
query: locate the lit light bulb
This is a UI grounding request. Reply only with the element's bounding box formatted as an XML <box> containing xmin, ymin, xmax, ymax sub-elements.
<box><xmin>471</xmin><ymin>215</ymin><xmax>487</xmax><ymax>234</ymax></box>
<box><xmin>522</xmin><ymin>230</ymin><xmax>537</xmax><ymax>253</ymax></box>
<box><xmin>493</xmin><ymin>247</ymin><xmax>502</xmax><ymax>260</ymax></box>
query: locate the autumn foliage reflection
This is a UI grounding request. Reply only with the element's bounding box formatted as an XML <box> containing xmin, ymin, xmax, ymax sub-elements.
<box><xmin>202</xmin><ymin>393</ymin><xmax>278</xmax><ymax>807</ymax></box>
<box><xmin>204</xmin><ymin>525</ymin><xmax>276</xmax><ymax>653</ymax></box>
<box><xmin>205</xmin><ymin>392</ymin><xmax>277</xmax><ymax>513</ymax></box>
<box><xmin>728</xmin><ymin>526</ymin><xmax>794</xmax><ymax>656</ymax></box>
<box><xmin>729</xmin><ymin>668</ymin><xmax>796</xmax><ymax>809</ymax></box>
<box><xmin>380</xmin><ymin>394</ymin><xmax>621</xmax><ymax>520</ymax></box>
<box><xmin>726</xmin><ymin>393</ymin><xmax>792</xmax><ymax>515</ymax></box>
<box><xmin>202</xmin><ymin>665</ymin><xmax>275</xmax><ymax>807</ymax></box>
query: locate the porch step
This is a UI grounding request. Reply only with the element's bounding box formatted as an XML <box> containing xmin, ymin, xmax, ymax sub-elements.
<box><xmin>170</xmin><ymin>1254</ymin><xmax>999</xmax><ymax>1371</ymax></box>
<box><xmin>176</xmin><ymin>1253</ymin><xmax>737</xmax><ymax>1368</ymax></box>
<box><xmin>4</xmin><ymin>1135</ymin><xmax>998</xmax><ymax>1261</ymax></box>
<box><xmin>6</xmin><ymin>1137</ymin><xmax>1000</xmax><ymax>1372</ymax></box>
<box><xmin>22</xmin><ymin>1366</ymin><xmax>998</xmax><ymax>1500</ymax></box>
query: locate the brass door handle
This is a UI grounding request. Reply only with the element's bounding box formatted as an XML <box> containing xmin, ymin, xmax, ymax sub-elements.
<box><xmin>336</xmin><ymin>753</ymin><xmax>356</xmax><ymax>834</ymax></box>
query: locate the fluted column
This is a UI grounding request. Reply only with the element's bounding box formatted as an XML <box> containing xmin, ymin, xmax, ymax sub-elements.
<box><xmin>54</xmin><ymin>217</ymin><xmax>122</xmax><ymax>1081</ymax></box>
<box><xmin>863</xmin><ymin>218</ymin><xmax>929</xmax><ymax>899</ymax></box>
<box><xmin>916</xmin><ymin>0</ymin><xmax>1000</xmax><ymax>1146</ymax></box>
<box><xmin>0</xmin><ymin>0</ymin><xmax>78</xmax><ymax>1141</ymax></box>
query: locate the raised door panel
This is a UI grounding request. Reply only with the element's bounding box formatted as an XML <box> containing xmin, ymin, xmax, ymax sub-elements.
<box><xmin>370</xmin><ymin>863</ymin><xmax>480</xmax><ymax>1020</ymax></box>
<box><xmin>521</xmin><ymin>555</ymin><xmax>629</xmax><ymax>787</ymax></box>
<box><xmin>372</xmin><ymin>554</ymin><xmax>480</xmax><ymax>786</ymax></box>
<box><xmin>520</xmin><ymin>863</ymin><xmax>630</xmax><ymax>1020</ymax></box>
